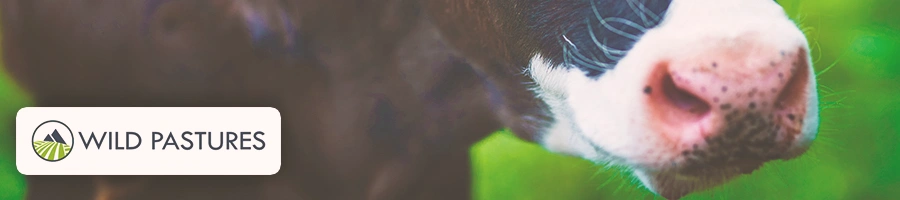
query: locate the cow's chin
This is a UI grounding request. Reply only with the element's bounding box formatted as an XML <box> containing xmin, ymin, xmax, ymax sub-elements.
<box><xmin>633</xmin><ymin>167</ymin><xmax>750</xmax><ymax>200</ymax></box>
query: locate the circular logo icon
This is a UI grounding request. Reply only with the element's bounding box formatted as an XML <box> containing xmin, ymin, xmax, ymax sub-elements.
<box><xmin>31</xmin><ymin>120</ymin><xmax>75</xmax><ymax>162</ymax></box>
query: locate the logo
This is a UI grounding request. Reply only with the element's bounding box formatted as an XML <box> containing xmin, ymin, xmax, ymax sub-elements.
<box><xmin>18</xmin><ymin>107</ymin><xmax>281</xmax><ymax>175</ymax></box>
<box><xmin>31</xmin><ymin>120</ymin><xmax>75</xmax><ymax>162</ymax></box>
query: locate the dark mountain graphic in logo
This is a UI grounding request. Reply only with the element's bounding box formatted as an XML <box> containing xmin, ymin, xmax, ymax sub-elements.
<box><xmin>42</xmin><ymin>129</ymin><xmax>67</xmax><ymax>144</ymax></box>
<box><xmin>33</xmin><ymin>129</ymin><xmax>72</xmax><ymax>161</ymax></box>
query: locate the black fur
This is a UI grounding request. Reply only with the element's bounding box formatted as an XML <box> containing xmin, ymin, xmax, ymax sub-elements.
<box><xmin>529</xmin><ymin>0</ymin><xmax>672</xmax><ymax>77</ymax></box>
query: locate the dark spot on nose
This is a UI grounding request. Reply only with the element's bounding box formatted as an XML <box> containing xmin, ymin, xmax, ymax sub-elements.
<box><xmin>713</xmin><ymin>97</ymin><xmax>720</xmax><ymax>103</ymax></box>
<box><xmin>778</xmin><ymin>73</ymin><xmax>784</xmax><ymax>79</ymax></box>
<box><xmin>693</xmin><ymin>151</ymin><xmax>706</xmax><ymax>157</ymax></box>
<box><xmin>720</xmin><ymin>104</ymin><xmax>732</xmax><ymax>110</ymax></box>
<box><xmin>781</xmin><ymin>51</ymin><xmax>786</xmax><ymax>56</ymax></box>
<box><xmin>722</xmin><ymin>86</ymin><xmax>728</xmax><ymax>93</ymax></box>
<box><xmin>644</xmin><ymin>86</ymin><xmax>653</xmax><ymax>94</ymax></box>
<box><xmin>787</xmin><ymin>114</ymin><xmax>796</xmax><ymax>121</ymax></box>
<box><xmin>682</xmin><ymin>150</ymin><xmax>690</xmax><ymax>156</ymax></box>
<box><xmin>749</xmin><ymin>102</ymin><xmax>756</xmax><ymax>109</ymax></box>
<box><xmin>712</xmin><ymin>62</ymin><xmax>718</xmax><ymax>68</ymax></box>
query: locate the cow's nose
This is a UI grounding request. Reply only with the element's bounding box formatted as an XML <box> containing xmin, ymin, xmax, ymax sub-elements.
<box><xmin>645</xmin><ymin>35</ymin><xmax>812</xmax><ymax>152</ymax></box>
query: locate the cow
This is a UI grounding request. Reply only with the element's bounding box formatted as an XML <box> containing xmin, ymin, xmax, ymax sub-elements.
<box><xmin>0</xmin><ymin>0</ymin><xmax>818</xmax><ymax>199</ymax></box>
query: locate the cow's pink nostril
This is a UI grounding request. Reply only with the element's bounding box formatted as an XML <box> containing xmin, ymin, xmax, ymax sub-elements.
<box><xmin>645</xmin><ymin>62</ymin><xmax>715</xmax><ymax>145</ymax></box>
<box><xmin>660</xmin><ymin>71</ymin><xmax>711</xmax><ymax>116</ymax></box>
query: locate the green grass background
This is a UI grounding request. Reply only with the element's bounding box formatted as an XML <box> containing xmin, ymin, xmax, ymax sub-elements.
<box><xmin>1</xmin><ymin>0</ymin><xmax>899</xmax><ymax>199</ymax></box>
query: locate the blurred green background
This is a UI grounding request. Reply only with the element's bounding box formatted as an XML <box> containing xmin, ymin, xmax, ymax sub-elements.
<box><xmin>0</xmin><ymin>0</ymin><xmax>898</xmax><ymax>199</ymax></box>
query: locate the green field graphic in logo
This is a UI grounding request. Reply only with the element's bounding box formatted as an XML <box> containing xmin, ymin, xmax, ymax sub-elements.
<box><xmin>33</xmin><ymin>130</ymin><xmax>72</xmax><ymax>161</ymax></box>
<box><xmin>31</xmin><ymin>120</ymin><xmax>75</xmax><ymax>162</ymax></box>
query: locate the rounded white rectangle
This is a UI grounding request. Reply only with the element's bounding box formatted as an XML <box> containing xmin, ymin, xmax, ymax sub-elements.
<box><xmin>16</xmin><ymin>107</ymin><xmax>281</xmax><ymax>175</ymax></box>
